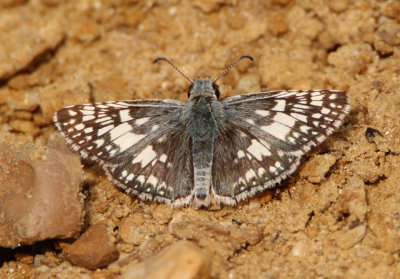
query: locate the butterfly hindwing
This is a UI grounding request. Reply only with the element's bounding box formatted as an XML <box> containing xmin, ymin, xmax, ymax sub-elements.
<box><xmin>212</xmin><ymin>120</ymin><xmax>301</xmax><ymax>205</ymax></box>
<box><xmin>54</xmin><ymin>99</ymin><xmax>195</xmax><ymax>206</ymax></box>
<box><xmin>103</xmin><ymin>128</ymin><xmax>195</xmax><ymax>206</ymax></box>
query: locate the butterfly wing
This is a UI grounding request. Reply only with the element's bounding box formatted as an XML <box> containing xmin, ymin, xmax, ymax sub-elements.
<box><xmin>54</xmin><ymin>100</ymin><xmax>194</xmax><ymax>206</ymax></box>
<box><xmin>211</xmin><ymin>90</ymin><xmax>350</xmax><ymax>205</ymax></box>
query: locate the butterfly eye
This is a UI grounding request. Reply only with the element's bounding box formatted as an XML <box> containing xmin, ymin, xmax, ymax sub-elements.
<box><xmin>187</xmin><ymin>84</ymin><xmax>193</xmax><ymax>97</ymax></box>
<box><xmin>212</xmin><ymin>83</ymin><xmax>220</xmax><ymax>99</ymax></box>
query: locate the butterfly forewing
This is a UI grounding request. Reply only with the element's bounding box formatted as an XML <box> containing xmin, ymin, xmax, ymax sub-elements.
<box><xmin>55</xmin><ymin>100</ymin><xmax>183</xmax><ymax>158</ymax></box>
<box><xmin>54</xmin><ymin>99</ymin><xmax>195</xmax><ymax>205</ymax></box>
<box><xmin>222</xmin><ymin>90</ymin><xmax>350</xmax><ymax>154</ymax></box>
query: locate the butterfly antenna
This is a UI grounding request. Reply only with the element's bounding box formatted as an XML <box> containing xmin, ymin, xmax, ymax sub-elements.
<box><xmin>154</xmin><ymin>57</ymin><xmax>194</xmax><ymax>84</ymax></box>
<box><xmin>213</xmin><ymin>55</ymin><xmax>254</xmax><ymax>83</ymax></box>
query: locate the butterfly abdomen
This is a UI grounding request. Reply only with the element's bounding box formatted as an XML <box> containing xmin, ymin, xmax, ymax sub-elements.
<box><xmin>192</xmin><ymin>140</ymin><xmax>213</xmax><ymax>208</ymax></box>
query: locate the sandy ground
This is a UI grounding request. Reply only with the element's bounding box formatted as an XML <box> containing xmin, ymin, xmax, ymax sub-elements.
<box><xmin>1</xmin><ymin>0</ymin><xmax>400</xmax><ymax>278</ymax></box>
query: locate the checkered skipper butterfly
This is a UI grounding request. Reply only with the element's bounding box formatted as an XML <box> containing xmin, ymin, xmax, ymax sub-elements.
<box><xmin>54</xmin><ymin>56</ymin><xmax>350</xmax><ymax>208</ymax></box>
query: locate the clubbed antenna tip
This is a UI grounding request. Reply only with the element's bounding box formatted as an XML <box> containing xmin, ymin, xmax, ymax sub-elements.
<box><xmin>213</xmin><ymin>55</ymin><xmax>254</xmax><ymax>83</ymax></box>
<box><xmin>154</xmin><ymin>57</ymin><xmax>194</xmax><ymax>84</ymax></box>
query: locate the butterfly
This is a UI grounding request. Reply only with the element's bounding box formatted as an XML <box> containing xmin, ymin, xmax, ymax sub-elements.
<box><xmin>54</xmin><ymin>55</ymin><xmax>350</xmax><ymax>208</ymax></box>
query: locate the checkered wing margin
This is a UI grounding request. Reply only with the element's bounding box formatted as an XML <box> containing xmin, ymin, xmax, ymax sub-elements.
<box><xmin>54</xmin><ymin>100</ymin><xmax>195</xmax><ymax>206</ymax></box>
<box><xmin>212</xmin><ymin>90</ymin><xmax>350</xmax><ymax>205</ymax></box>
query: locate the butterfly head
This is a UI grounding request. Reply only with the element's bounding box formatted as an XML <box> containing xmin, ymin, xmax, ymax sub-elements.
<box><xmin>188</xmin><ymin>78</ymin><xmax>220</xmax><ymax>99</ymax></box>
<box><xmin>154</xmin><ymin>55</ymin><xmax>253</xmax><ymax>101</ymax></box>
